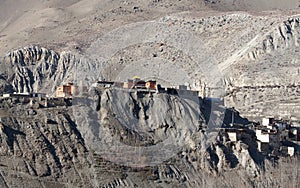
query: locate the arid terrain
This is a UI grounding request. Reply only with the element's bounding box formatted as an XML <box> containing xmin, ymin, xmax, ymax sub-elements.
<box><xmin>0</xmin><ymin>0</ymin><xmax>299</xmax><ymax>187</ymax></box>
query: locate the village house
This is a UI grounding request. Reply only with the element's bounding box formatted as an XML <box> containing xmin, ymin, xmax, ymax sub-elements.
<box><xmin>255</xmin><ymin>117</ymin><xmax>277</xmax><ymax>154</ymax></box>
<box><xmin>255</xmin><ymin>129</ymin><xmax>274</xmax><ymax>154</ymax></box>
<box><xmin>217</xmin><ymin>126</ymin><xmax>253</xmax><ymax>142</ymax></box>
<box><xmin>56</xmin><ymin>83</ymin><xmax>75</xmax><ymax>98</ymax></box>
<box><xmin>96</xmin><ymin>81</ymin><xmax>115</xmax><ymax>88</ymax></box>
<box><xmin>228</xmin><ymin>131</ymin><xmax>238</xmax><ymax>142</ymax></box>
<box><xmin>94</xmin><ymin>77</ymin><xmax>202</xmax><ymax>95</ymax></box>
<box><xmin>145</xmin><ymin>80</ymin><xmax>156</xmax><ymax>90</ymax></box>
<box><xmin>134</xmin><ymin>80</ymin><xmax>147</xmax><ymax>89</ymax></box>
<box><xmin>287</xmin><ymin>146</ymin><xmax>295</xmax><ymax>156</ymax></box>
<box><xmin>123</xmin><ymin>77</ymin><xmax>145</xmax><ymax>89</ymax></box>
<box><xmin>261</xmin><ymin>116</ymin><xmax>278</xmax><ymax>131</ymax></box>
<box><xmin>2</xmin><ymin>92</ymin><xmax>47</xmax><ymax>98</ymax></box>
<box><xmin>262</xmin><ymin>117</ymin><xmax>275</xmax><ymax>127</ymax></box>
<box><xmin>123</xmin><ymin>77</ymin><xmax>157</xmax><ymax>91</ymax></box>
<box><xmin>2</xmin><ymin>92</ymin><xmax>30</xmax><ymax>98</ymax></box>
<box><xmin>289</xmin><ymin>128</ymin><xmax>300</xmax><ymax>141</ymax></box>
<box><xmin>256</xmin><ymin>128</ymin><xmax>279</xmax><ymax>144</ymax></box>
<box><xmin>256</xmin><ymin>129</ymin><xmax>271</xmax><ymax>143</ymax></box>
<box><xmin>279</xmin><ymin>144</ymin><xmax>296</xmax><ymax>156</ymax></box>
<box><xmin>254</xmin><ymin>116</ymin><xmax>300</xmax><ymax>155</ymax></box>
<box><xmin>257</xmin><ymin>117</ymin><xmax>282</xmax><ymax>142</ymax></box>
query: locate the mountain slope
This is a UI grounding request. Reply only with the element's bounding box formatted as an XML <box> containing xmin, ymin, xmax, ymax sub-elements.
<box><xmin>0</xmin><ymin>87</ymin><xmax>299</xmax><ymax>187</ymax></box>
<box><xmin>205</xmin><ymin>0</ymin><xmax>300</xmax><ymax>11</ymax></box>
<box><xmin>0</xmin><ymin>11</ymin><xmax>300</xmax><ymax>121</ymax></box>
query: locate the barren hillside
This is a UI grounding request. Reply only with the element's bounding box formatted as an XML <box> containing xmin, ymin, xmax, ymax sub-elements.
<box><xmin>205</xmin><ymin>0</ymin><xmax>300</xmax><ymax>11</ymax></box>
<box><xmin>0</xmin><ymin>0</ymin><xmax>299</xmax><ymax>187</ymax></box>
<box><xmin>1</xmin><ymin>10</ymin><xmax>299</xmax><ymax>121</ymax></box>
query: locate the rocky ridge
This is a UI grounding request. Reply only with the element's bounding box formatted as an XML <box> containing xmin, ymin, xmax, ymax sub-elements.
<box><xmin>0</xmin><ymin>46</ymin><xmax>101</xmax><ymax>96</ymax></box>
<box><xmin>0</xmin><ymin>87</ymin><xmax>299</xmax><ymax>187</ymax></box>
<box><xmin>0</xmin><ymin>9</ymin><xmax>299</xmax><ymax>187</ymax></box>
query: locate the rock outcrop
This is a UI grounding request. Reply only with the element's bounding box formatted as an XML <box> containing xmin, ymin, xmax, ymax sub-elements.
<box><xmin>0</xmin><ymin>46</ymin><xmax>101</xmax><ymax>96</ymax></box>
<box><xmin>0</xmin><ymin>85</ymin><xmax>298</xmax><ymax>187</ymax></box>
<box><xmin>248</xmin><ymin>17</ymin><xmax>300</xmax><ymax>60</ymax></box>
<box><xmin>0</xmin><ymin>98</ymin><xmax>91</xmax><ymax>187</ymax></box>
<box><xmin>0</xmin><ymin>9</ymin><xmax>299</xmax><ymax>187</ymax></box>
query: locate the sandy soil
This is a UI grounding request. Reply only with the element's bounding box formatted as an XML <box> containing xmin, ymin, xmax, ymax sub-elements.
<box><xmin>0</xmin><ymin>0</ymin><xmax>299</xmax><ymax>55</ymax></box>
<box><xmin>0</xmin><ymin>0</ymin><xmax>299</xmax><ymax>121</ymax></box>
<box><xmin>0</xmin><ymin>0</ymin><xmax>208</xmax><ymax>54</ymax></box>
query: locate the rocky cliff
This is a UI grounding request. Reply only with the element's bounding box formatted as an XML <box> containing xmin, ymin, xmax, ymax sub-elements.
<box><xmin>223</xmin><ymin>16</ymin><xmax>300</xmax><ymax>121</ymax></box>
<box><xmin>0</xmin><ymin>46</ymin><xmax>101</xmax><ymax>96</ymax></box>
<box><xmin>0</xmin><ymin>87</ymin><xmax>298</xmax><ymax>187</ymax></box>
<box><xmin>0</xmin><ymin>8</ymin><xmax>299</xmax><ymax>187</ymax></box>
<box><xmin>86</xmin><ymin>11</ymin><xmax>300</xmax><ymax>122</ymax></box>
<box><xmin>0</xmin><ymin>97</ymin><xmax>91</xmax><ymax>187</ymax></box>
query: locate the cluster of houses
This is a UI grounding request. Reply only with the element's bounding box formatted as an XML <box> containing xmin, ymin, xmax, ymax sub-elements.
<box><xmin>1</xmin><ymin>77</ymin><xmax>299</xmax><ymax>157</ymax></box>
<box><xmin>55</xmin><ymin>82</ymin><xmax>76</xmax><ymax>98</ymax></box>
<box><xmin>92</xmin><ymin>77</ymin><xmax>199</xmax><ymax>98</ymax></box>
<box><xmin>1</xmin><ymin>83</ymin><xmax>78</xmax><ymax>99</ymax></box>
<box><xmin>2</xmin><ymin>92</ymin><xmax>47</xmax><ymax>98</ymax></box>
<box><xmin>0</xmin><ymin>77</ymin><xmax>198</xmax><ymax>99</ymax></box>
<box><xmin>1</xmin><ymin>76</ymin><xmax>205</xmax><ymax>100</ymax></box>
<box><xmin>93</xmin><ymin>77</ymin><xmax>157</xmax><ymax>91</ymax></box>
<box><xmin>223</xmin><ymin>117</ymin><xmax>300</xmax><ymax>157</ymax></box>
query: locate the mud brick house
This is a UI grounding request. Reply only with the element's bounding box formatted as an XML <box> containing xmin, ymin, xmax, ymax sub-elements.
<box><xmin>56</xmin><ymin>83</ymin><xmax>75</xmax><ymax>98</ymax></box>
<box><xmin>145</xmin><ymin>80</ymin><xmax>156</xmax><ymax>90</ymax></box>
